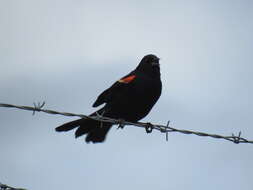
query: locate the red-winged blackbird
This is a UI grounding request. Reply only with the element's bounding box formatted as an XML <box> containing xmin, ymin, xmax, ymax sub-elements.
<box><xmin>55</xmin><ymin>54</ymin><xmax>162</xmax><ymax>143</ymax></box>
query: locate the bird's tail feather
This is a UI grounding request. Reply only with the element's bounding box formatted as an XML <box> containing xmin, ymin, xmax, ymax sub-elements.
<box><xmin>55</xmin><ymin>108</ymin><xmax>112</xmax><ymax>143</ymax></box>
<box><xmin>55</xmin><ymin>119</ymin><xmax>83</xmax><ymax>132</ymax></box>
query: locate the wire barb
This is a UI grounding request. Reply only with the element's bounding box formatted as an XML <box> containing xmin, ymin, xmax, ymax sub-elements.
<box><xmin>0</xmin><ymin>183</ymin><xmax>26</xmax><ymax>190</ymax></box>
<box><xmin>0</xmin><ymin>102</ymin><xmax>253</xmax><ymax>144</ymax></box>
<box><xmin>232</xmin><ymin>131</ymin><xmax>242</xmax><ymax>144</ymax></box>
<box><xmin>96</xmin><ymin>110</ymin><xmax>105</xmax><ymax>128</ymax></box>
<box><xmin>165</xmin><ymin>120</ymin><xmax>170</xmax><ymax>141</ymax></box>
<box><xmin>32</xmin><ymin>101</ymin><xmax>45</xmax><ymax>115</ymax></box>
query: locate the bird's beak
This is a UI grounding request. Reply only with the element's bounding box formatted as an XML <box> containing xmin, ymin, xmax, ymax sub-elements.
<box><xmin>151</xmin><ymin>58</ymin><xmax>160</xmax><ymax>67</ymax></box>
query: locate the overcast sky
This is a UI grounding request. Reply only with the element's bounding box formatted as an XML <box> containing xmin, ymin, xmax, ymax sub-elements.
<box><xmin>1</xmin><ymin>0</ymin><xmax>253</xmax><ymax>190</ymax></box>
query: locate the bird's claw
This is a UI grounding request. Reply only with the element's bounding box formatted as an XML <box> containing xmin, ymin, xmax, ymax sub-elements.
<box><xmin>145</xmin><ymin>122</ymin><xmax>153</xmax><ymax>133</ymax></box>
<box><xmin>117</xmin><ymin>119</ymin><xmax>125</xmax><ymax>129</ymax></box>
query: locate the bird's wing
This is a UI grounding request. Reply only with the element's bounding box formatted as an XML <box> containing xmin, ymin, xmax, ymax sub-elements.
<box><xmin>92</xmin><ymin>72</ymin><xmax>137</xmax><ymax>107</ymax></box>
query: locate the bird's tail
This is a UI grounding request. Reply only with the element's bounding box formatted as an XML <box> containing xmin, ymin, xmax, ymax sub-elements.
<box><xmin>55</xmin><ymin>109</ymin><xmax>112</xmax><ymax>143</ymax></box>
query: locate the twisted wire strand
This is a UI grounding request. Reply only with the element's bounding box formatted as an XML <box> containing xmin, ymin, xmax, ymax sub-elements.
<box><xmin>0</xmin><ymin>103</ymin><xmax>252</xmax><ymax>144</ymax></box>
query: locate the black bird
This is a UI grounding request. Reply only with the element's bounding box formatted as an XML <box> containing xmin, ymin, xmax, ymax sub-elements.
<box><xmin>55</xmin><ymin>54</ymin><xmax>162</xmax><ymax>143</ymax></box>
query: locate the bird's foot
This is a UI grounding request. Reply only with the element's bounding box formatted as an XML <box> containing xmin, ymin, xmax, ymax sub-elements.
<box><xmin>117</xmin><ymin>119</ymin><xmax>125</xmax><ymax>129</ymax></box>
<box><xmin>145</xmin><ymin>122</ymin><xmax>153</xmax><ymax>133</ymax></box>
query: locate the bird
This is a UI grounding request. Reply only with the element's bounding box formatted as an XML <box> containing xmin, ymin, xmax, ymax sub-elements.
<box><xmin>55</xmin><ymin>54</ymin><xmax>162</xmax><ymax>143</ymax></box>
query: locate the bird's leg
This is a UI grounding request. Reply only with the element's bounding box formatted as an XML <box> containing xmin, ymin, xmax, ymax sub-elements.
<box><xmin>145</xmin><ymin>122</ymin><xmax>153</xmax><ymax>133</ymax></box>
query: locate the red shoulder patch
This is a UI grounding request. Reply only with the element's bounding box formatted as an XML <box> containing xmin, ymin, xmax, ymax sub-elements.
<box><xmin>118</xmin><ymin>75</ymin><xmax>136</xmax><ymax>83</ymax></box>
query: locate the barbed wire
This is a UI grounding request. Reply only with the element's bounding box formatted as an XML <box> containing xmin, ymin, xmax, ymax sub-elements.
<box><xmin>0</xmin><ymin>183</ymin><xmax>26</xmax><ymax>190</ymax></box>
<box><xmin>0</xmin><ymin>102</ymin><xmax>252</xmax><ymax>144</ymax></box>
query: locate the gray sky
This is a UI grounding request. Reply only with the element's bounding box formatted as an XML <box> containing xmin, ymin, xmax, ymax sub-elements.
<box><xmin>1</xmin><ymin>0</ymin><xmax>253</xmax><ymax>190</ymax></box>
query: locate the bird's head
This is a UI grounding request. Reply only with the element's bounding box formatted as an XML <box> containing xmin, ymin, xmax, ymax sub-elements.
<box><xmin>136</xmin><ymin>54</ymin><xmax>160</xmax><ymax>77</ymax></box>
